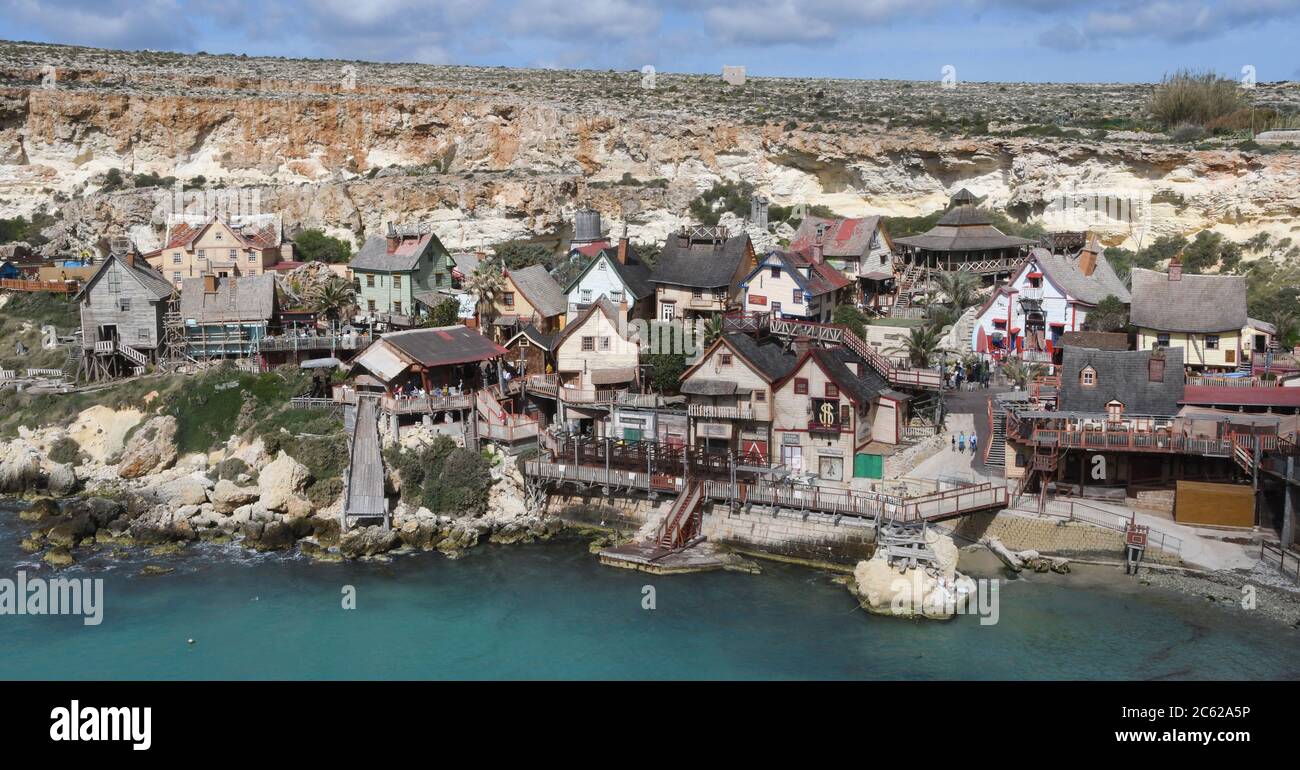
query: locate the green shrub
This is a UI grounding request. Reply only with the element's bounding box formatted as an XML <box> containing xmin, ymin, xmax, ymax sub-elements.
<box><xmin>386</xmin><ymin>436</ymin><xmax>493</xmax><ymax>516</ymax></box>
<box><xmin>294</xmin><ymin>229</ymin><xmax>353</xmax><ymax>263</ymax></box>
<box><xmin>1148</xmin><ymin>70</ymin><xmax>1249</xmax><ymax>130</ymax></box>
<box><xmin>48</xmin><ymin>436</ymin><xmax>82</xmax><ymax>465</ymax></box>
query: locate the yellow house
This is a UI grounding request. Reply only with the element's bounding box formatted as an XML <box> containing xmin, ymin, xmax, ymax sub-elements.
<box><xmin>144</xmin><ymin>216</ymin><xmax>287</xmax><ymax>287</ymax></box>
<box><xmin>1130</xmin><ymin>261</ymin><xmax>1257</xmax><ymax>372</ymax></box>
<box><xmin>484</xmin><ymin>264</ymin><xmax>568</xmax><ymax>341</ymax></box>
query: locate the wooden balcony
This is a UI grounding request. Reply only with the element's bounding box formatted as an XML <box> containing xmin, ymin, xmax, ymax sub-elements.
<box><xmin>807</xmin><ymin>419</ymin><xmax>844</xmax><ymax>434</ymax></box>
<box><xmin>688</xmin><ymin>403</ymin><xmax>761</xmax><ymax>420</ymax></box>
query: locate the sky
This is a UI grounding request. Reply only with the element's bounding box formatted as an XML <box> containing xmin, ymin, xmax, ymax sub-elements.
<box><xmin>1</xmin><ymin>0</ymin><xmax>1298</xmax><ymax>83</ymax></box>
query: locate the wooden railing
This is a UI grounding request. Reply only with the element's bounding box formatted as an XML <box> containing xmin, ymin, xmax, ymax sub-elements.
<box><xmin>1186</xmin><ymin>375</ymin><xmax>1283</xmax><ymax>388</ymax></box>
<box><xmin>1262</xmin><ymin>541</ymin><xmax>1300</xmax><ymax>584</ymax></box>
<box><xmin>256</xmin><ymin>333</ymin><xmax>374</xmax><ymax>352</ymax></box>
<box><xmin>559</xmin><ymin>386</ymin><xmax>626</xmax><ymax>404</ymax></box>
<box><xmin>1029</xmin><ymin>427</ymin><xmax>1232</xmax><ymax>455</ymax></box>
<box><xmin>688</xmin><ymin>403</ymin><xmax>759</xmax><ymax>420</ymax></box>
<box><xmin>0</xmin><ymin>278</ymin><xmax>78</xmax><ymax>293</ymax></box>
<box><xmin>768</xmin><ymin>317</ymin><xmax>942</xmax><ymax>390</ymax></box>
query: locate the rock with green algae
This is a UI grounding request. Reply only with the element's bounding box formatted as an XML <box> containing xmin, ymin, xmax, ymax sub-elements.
<box><xmin>140</xmin><ymin>565</ymin><xmax>174</xmax><ymax>576</ymax></box>
<box><xmin>20</xmin><ymin>497</ymin><xmax>60</xmax><ymax>522</ymax></box>
<box><xmin>19</xmin><ymin>535</ymin><xmax>44</xmax><ymax>553</ymax></box>
<box><xmin>147</xmin><ymin>542</ymin><xmax>187</xmax><ymax>556</ymax></box>
<box><xmin>300</xmin><ymin>541</ymin><xmax>343</xmax><ymax>563</ymax></box>
<box><xmin>43</xmin><ymin>546</ymin><xmax>74</xmax><ymax>568</ymax></box>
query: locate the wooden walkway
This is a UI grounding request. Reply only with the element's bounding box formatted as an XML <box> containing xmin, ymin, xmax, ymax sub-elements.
<box><xmin>342</xmin><ymin>396</ymin><xmax>388</xmax><ymax>528</ymax></box>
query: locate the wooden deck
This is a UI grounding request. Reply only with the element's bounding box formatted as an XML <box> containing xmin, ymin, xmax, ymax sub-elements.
<box><xmin>342</xmin><ymin>397</ymin><xmax>388</xmax><ymax>527</ymax></box>
<box><xmin>0</xmin><ymin>278</ymin><xmax>78</xmax><ymax>293</ymax></box>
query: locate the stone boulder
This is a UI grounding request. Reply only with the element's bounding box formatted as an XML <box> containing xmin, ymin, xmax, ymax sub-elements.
<box><xmin>338</xmin><ymin>526</ymin><xmax>400</xmax><ymax>559</ymax></box>
<box><xmin>149</xmin><ymin>475</ymin><xmax>210</xmax><ymax>507</ymax></box>
<box><xmin>117</xmin><ymin>416</ymin><xmax>179</xmax><ymax>478</ymax></box>
<box><xmin>258</xmin><ymin>452</ymin><xmax>311</xmax><ymax>512</ymax></box>
<box><xmin>242</xmin><ymin>518</ymin><xmax>312</xmax><ymax>551</ymax></box>
<box><xmin>64</xmin><ymin>497</ymin><xmax>125</xmax><ymax>529</ymax></box>
<box><xmin>20</xmin><ymin>497</ymin><xmax>61</xmax><ymax>522</ymax></box>
<box><xmin>211</xmin><ymin>479</ymin><xmax>261</xmax><ymax>513</ymax></box>
<box><xmin>129</xmin><ymin>505</ymin><xmax>197</xmax><ymax>545</ymax></box>
<box><xmin>46</xmin><ymin>462</ymin><xmax>80</xmax><ymax>496</ymax></box>
<box><xmin>0</xmin><ymin>441</ymin><xmax>43</xmax><ymax>493</ymax></box>
<box><xmin>851</xmin><ymin>529</ymin><xmax>974</xmax><ymax>620</ymax></box>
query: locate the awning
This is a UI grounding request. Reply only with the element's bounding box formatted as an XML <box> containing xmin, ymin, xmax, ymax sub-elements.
<box><xmin>300</xmin><ymin>357</ymin><xmax>341</xmax><ymax>369</ymax></box>
<box><xmin>680</xmin><ymin>378</ymin><xmax>737</xmax><ymax>396</ymax></box>
<box><xmin>493</xmin><ymin>314</ymin><xmax>520</xmax><ymax>327</ymax></box>
<box><xmin>354</xmin><ymin>342</ymin><xmax>410</xmax><ymax>382</ymax></box>
<box><xmin>590</xmin><ymin>366</ymin><xmax>636</xmax><ymax>385</ymax></box>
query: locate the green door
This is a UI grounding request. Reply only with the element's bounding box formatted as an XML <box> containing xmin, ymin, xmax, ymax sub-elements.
<box><xmin>622</xmin><ymin>428</ymin><xmax>642</xmax><ymax>442</ymax></box>
<box><xmin>854</xmin><ymin>453</ymin><xmax>882</xmax><ymax>479</ymax></box>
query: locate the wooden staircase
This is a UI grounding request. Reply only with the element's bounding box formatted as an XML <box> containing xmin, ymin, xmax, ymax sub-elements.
<box><xmin>984</xmin><ymin>400</ymin><xmax>1006</xmax><ymax>468</ymax></box>
<box><xmin>891</xmin><ymin>262</ymin><xmax>925</xmax><ymax>318</ymax></box>
<box><xmin>768</xmin><ymin>317</ymin><xmax>942</xmax><ymax>389</ymax></box>
<box><xmin>656</xmin><ymin>481</ymin><xmax>704</xmax><ymax>550</ymax></box>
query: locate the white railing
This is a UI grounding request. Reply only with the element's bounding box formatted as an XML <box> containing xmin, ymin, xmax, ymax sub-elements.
<box><xmin>688</xmin><ymin>403</ymin><xmax>759</xmax><ymax>420</ymax></box>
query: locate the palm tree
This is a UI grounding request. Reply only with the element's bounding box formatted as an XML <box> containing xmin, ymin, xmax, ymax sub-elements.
<box><xmin>465</xmin><ymin>265</ymin><xmax>505</xmax><ymax>329</ymax></box>
<box><xmin>1001</xmin><ymin>358</ymin><xmax>1044</xmax><ymax>389</ymax></box>
<box><xmin>309</xmin><ymin>276</ymin><xmax>356</xmax><ymax>327</ymax></box>
<box><xmin>932</xmin><ymin>270</ymin><xmax>979</xmax><ymax>313</ymax></box>
<box><xmin>888</xmin><ymin>325</ymin><xmax>949</xmax><ymax>369</ymax></box>
<box><xmin>1269</xmin><ymin>311</ymin><xmax>1297</xmax><ymax>349</ymax></box>
<box><xmin>702</xmin><ymin>315</ymin><xmax>724</xmax><ymax>347</ymax></box>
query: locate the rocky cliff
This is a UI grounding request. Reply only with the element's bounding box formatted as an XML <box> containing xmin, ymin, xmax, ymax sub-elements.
<box><xmin>2</xmin><ymin>41</ymin><xmax>1298</xmax><ymax>252</ymax></box>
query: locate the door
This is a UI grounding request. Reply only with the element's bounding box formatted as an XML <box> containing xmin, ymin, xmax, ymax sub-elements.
<box><xmin>622</xmin><ymin>427</ymin><xmax>642</xmax><ymax>442</ymax></box>
<box><xmin>660</xmin><ymin>302</ymin><xmax>675</xmax><ymax>322</ymax></box>
<box><xmin>854</xmin><ymin>453</ymin><xmax>882</xmax><ymax>479</ymax></box>
<box><xmin>780</xmin><ymin>444</ymin><xmax>802</xmax><ymax>473</ymax></box>
<box><xmin>98</xmin><ymin>324</ymin><xmax>118</xmax><ymax>343</ymax></box>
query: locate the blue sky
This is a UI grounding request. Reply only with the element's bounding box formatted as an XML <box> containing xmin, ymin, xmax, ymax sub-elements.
<box><xmin>2</xmin><ymin>0</ymin><xmax>1298</xmax><ymax>83</ymax></box>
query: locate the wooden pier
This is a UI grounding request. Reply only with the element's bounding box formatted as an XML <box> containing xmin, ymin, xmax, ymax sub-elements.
<box><xmin>341</xmin><ymin>396</ymin><xmax>389</xmax><ymax>529</ymax></box>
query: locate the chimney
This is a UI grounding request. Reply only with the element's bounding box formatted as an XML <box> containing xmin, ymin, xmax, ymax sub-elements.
<box><xmin>812</xmin><ymin>231</ymin><xmax>824</xmax><ymax>264</ymax></box>
<box><xmin>1168</xmin><ymin>257</ymin><xmax>1182</xmax><ymax>282</ymax></box>
<box><xmin>617</xmin><ymin>223</ymin><xmax>629</xmax><ymax>264</ymax></box>
<box><xmin>386</xmin><ymin>222</ymin><xmax>399</xmax><ymax>254</ymax></box>
<box><xmin>677</xmin><ymin>228</ymin><xmax>690</xmax><ymax>248</ymax></box>
<box><xmin>123</xmin><ymin>247</ymin><xmax>135</xmax><ymax>268</ymax></box>
<box><xmin>1079</xmin><ymin>235</ymin><xmax>1098</xmax><ymax>277</ymax></box>
<box><xmin>203</xmin><ymin>274</ymin><xmax>218</xmax><ymax>293</ymax></box>
<box><xmin>794</xmin><ymin>336</ymin><xmax>812</xmax><ymax>357</ymax></box>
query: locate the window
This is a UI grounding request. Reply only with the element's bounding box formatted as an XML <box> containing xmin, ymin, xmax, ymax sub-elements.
<box><xmin>393</xmin><ymin>301</ymin><xmax>401</xmax><ymax>313</ymax></box>
<box><xmin>393</xmin><ymin>275</ymin><xmax>402</xmax><ymax>289</ymax></box>
<box><xmin>136</xmin><ymin>328</ymin><xmax>149</xmax><ymax>342</ymax></box>
<box><xmin>172</xmin><ymin>252</ymin><xmax>182</xmax><ymax>264</ymax></box>
<box><xmin>366</xmin><ymin>274</ymin><xmax>376</xmax><ymax>288</ymax></box>
<box><xmin>106</xmin><ymin>272</ymin><xmax>121</xmax><ymax>294</ymax></box>
<box><xmin>215</xmin><ymin>231</ymin><xmax>223</xmax><ymax>241</ymax></box>
<box><xmin>1155</xmin><ymin>333</ymin><xmax>1169</xmax><ymax>348</ymax></box>
<box><xmin>1205</xmin><ymin>334</ymin><xmax>1220</xmax><ymax>349</ymax></box>
<box><xmin>792</xmin><ymin>287</ymin><xmax>803</xmax><ymax>304</ymax></box>
<box><xmin>198</xmin><ymin>249</ymin><xmax>206</xmax><ymax>258</ymax></box>
<box><xmin>172</xmin><ymin>271</ymin><xmax>181</xmax><ymax>282</ymax></box>
<box><xmin>720</xmin><ymin>353</ymin><xmax>733</xmax><ymax>366</ymax></box>
<box><xmin>599</xmin><ymin>336</ymin><xmax>611</xmax><ymax>351</ymax></box>
<box><xmin>754</xmin><ymin>391</ymin><xmax>766</xmax><ymax>403</ymax></box>
<box><xmin>247</xmin><ymin>269</ymin><xmax>257</xmax><ymax>276</ymax></box>
<box><xmin>825</xmin><ymin>383</ymin><xmax>839</xmax><ymax>398</ymax></box>
<box><xmin>581</xmin><ymin>289</ymin><xmax>592</xmax><ymax>302</ymax></box>
<box><xmin>581</xmin><ymin>336</ymin><xmax>595</xmax><ymax>351</ymax></box>
<box><xmin>772</xmin><ymin>301</ymin><xmax>782</xmax><ymax>315</ymax></box>
<box><xmin>503</xmin><ymin>292</ymin><xmax>515</xmax><ymax>307</ymax></box>
<box><xmin>840</xmin><ymin>404</ymin><xmax>851</xmax><ymax>427</ymax></box>
<box><xmin>117</xmin><ymin>298</ymin><xmax>131</xmax><ymax>312</ymax></box>
<box><xmin>692</xmin><ymin>288</ymin><xmax>704</xmax><ymax>299</ymax></box>
<box><xmin>367</xmin><ymin>299</ymin><xmax>376</xmax><ymax>312</ymax></box>
<box><xmin>597</xmin><ymin>261</ymin><xmax>606</xmax><ymax>270</ymax></box>
<box><xmin>1080</xmin><ymin>366</ymin><xmax>1096</xmax><ymax>388</ymax></box>
<box><xmin>770</xmin><ymin>266</ymin><xmax>780</xmax><ymax>279</ymax></box>
<box><xmin>518</xmin><ymin>338</ymin><xmax>530</xmax><ymax>347</ymax></box>
<box><xmin>794</xmin><ymin>378</ymin><xmax>808</xmax><ymax>395</ymax></box>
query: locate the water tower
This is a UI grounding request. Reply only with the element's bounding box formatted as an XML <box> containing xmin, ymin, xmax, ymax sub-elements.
<box><xmin>573</xmin><ymin>208</ymin><xmax>603</xmax><ymax>245</ymax></box>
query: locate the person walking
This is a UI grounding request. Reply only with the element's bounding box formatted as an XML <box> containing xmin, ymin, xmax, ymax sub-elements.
<box><xmin>957</xmin><ymin>432</ymin><xmax>966</xmax><ymax>453</ymax></box>
<box><xmin>952</xmin><ymin>434</ymin><xmax>957</xmax><ymax>452</ymax></box>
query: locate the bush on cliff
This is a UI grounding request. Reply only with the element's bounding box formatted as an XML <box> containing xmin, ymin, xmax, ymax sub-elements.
<box><xmin>1148</xmin><ymin>70</ymin><xmax>1249</xmax><ymax>131</ymax></box>
<box><xmin>386</xmin><ymin>436</ymin><xmax>493</xmax><ymax>517</ymax></box>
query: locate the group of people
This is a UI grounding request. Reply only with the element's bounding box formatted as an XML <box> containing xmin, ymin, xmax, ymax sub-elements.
<box><xmin>948</xmin><ymin>359</ymin><xmax>992</xmax><ymax>391</ymax></box>
<box><xmin>951</xmin><ymin>431</ymin><xmax>979</xmax><ymax>456</ymax></box>
<box><xmin>393</xmin><ymin>381</ymin><xmax>463</xmax><ymax>399</ymax></box>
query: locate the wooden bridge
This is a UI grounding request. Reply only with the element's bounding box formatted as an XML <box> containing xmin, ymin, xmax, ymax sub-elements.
<box><xmin>766</xmin><ymin>317</ymin><xmax>943</xmax><ymax>390</ymax></box>
<box><xmin>341</xmin><ymin>396</ymin><xmax>389</xmax><ymax>529</ymax></box>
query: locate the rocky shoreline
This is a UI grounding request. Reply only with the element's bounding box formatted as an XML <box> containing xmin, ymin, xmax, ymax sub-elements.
<box><xmin>1</xmin><ymin>407</ymin><xmax>560</xmax><ymax>568</ymax></box>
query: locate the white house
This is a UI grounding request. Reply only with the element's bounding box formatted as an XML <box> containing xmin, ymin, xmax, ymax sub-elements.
<box><xmin>562</xmin><ymin>236</ymin><xmax>654</xmax><ymax>325</ymax></box>
<box><xmin>740</xmin><ymin>250</ymin><xmax>853</xmax><ymax>322</ymax></box>
<box><xmin>971</xmin><ymin>237</ymin><xmax>1129</xmax><ymax>361</ymax></box>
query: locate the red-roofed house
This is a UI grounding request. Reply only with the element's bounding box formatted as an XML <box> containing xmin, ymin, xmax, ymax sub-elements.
<box><xmin>144</xmin><ymin>216</ymin><xmax>288</xmax><ymax>286</ymax></box>
<box><xmin>788</xmin><ymin>215</ymin><xmax>894</xmax><ymax>308</ymax></box>
<box><xmin>739</xmin><ymin>249</ymin><xmax>854</xmax><ymax>322</ymax></box>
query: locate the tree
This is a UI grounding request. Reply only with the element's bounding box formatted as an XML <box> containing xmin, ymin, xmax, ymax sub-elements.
<box><xmin>888</xmin><ymin>325</ymin><xmax>948</xmax><ymax>368</ymax></box>
<box><xmin>465</xmin><ymin>265</ymin><xmax>505</xmax><ymax>328</ymax></box>
<box><xmin>308</xmin><ymin>276</ymin><xmax>356</xmax><ymax>325</ymax></box>
<box><xmin>1083</xmin><ymin>294</ymin><xmax>1129</xmax><ymax>332</ymax></box>
<box><xmin>1001</xmin><ymin>358</ymin><xmax>1044</xmax><ymax>389</ymax></box>
<box><xmin>702</xmin><ymin>315</ymin><xmax>723</xmax><ymax>347</ymax></box>
<box><xmin>295</xmin><ymin>229</ymin><xmax>353</xmax><ymax>264</ymax></box>
<box><xmin>423</xmin><ymin>297</ymin><xmax>461</xmax><ymax>328</ymax></box>
<box><xmin>493</xmin><ymin>242</ymin><xmax>553</xmax><ymax>271</ymax></box>
<box><xmin>643</xmin><ymin>352</ymin><xmax>689</xmax><ymax>394</ymax></box>
<box><xmin>932</xmin><ymin>270</ymin><xmax>979</xmax><ymax>312</ymax></box>
<box><xmin>832</xmin><ymin>304</ymin><xmax>867</xmax><ymax>338</ymax></box>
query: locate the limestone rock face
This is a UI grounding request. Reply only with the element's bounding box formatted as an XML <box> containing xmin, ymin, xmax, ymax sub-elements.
<box><xmin>851</xmin><ymin>529</ymin><xmax>975</xmax><ymax>621</ymax></box>
<box><xmin>338</xmin><ymin>526</ymin><xmax>400</xmax><ymax>559</ymax></box>
<box><xmin>258</xmin><ymin>452</ymin><xmax>311</xmax><ymax>512</ymax></box>
<box><xmin>117</xmin><ymin>416</ymin><xmax>179</xmax><ymax>479</ymax></box>
<box><xmin>210</xmin><ymin>479</ymin><xmax>261</xmax><ymax>513</ymax></box>
<box><xmin>46</xmin><ymin>462</ymin><xmax>79</xmax><ymax>496</ymax></box>
<box><xmin>0</xmin><ymin>440</ymin><xmax>43</xmax><ymax>493</ymax></box>
<box><xmin>149</xmin><ymin>475</ymin><xmax>210</xmax><ymax>507</ymax></box>
<box><xmin>65</xmin><ymin>405</ymin><xmax>144</xmax><ymax>464</ymax></box>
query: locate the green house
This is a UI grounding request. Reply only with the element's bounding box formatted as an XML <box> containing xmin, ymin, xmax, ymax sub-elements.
<box><xmin>350</xmin><ymin>224</ymin><xmax>451</xmax><ymax>324</ymax></box>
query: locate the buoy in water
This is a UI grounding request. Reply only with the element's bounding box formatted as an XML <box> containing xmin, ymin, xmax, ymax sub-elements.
<box><xmin>187</xmin><ymin>638</ymin><xmax>195</xmax><ymax>645</ymax></box>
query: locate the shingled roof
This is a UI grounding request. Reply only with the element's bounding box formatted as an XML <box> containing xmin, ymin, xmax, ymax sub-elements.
<box><xmin>179</xmin><ymin>274</ymin><xmax>277</xmax><ymax>324</ymax></box>
<box><xmin>565</xmin><ymin>244</ymin><xmax>654</xmax><ymax>300</ymax></box>
<box><xmin>1058</xmin><ymin>346</ymin><xmax>1185</xmax><ymax>416</ymax></box>
<box><xmin>746</xmin><ymin>251</ymin><xmax>853</xmax><ymax>297</ymax></box>
<box><xmin>1129</xmin><ymin>267</ymin><xmax>1247</xmax><ymax>333</ymax></box>
<box><xmin>651</xmin><ymin>231</ymin><xmax>751</xmax><ymax>289</ymax></box>
<box><xmin>75</xmin><ymin>253</ymin><xmax>176</xmax><ymax>302</ymax></box>
<box><xmin>507</xmin><ymin>264</ymin><xmax>567</xmax><ymax>318</ymax></box>
<box><xmin>894</xmin><ymin>208</ymin><xmax>1036</xmax><ymax>253</ymax></box>
<box><xmin>351</xmin><ymin>230</ymin><xmax>445</xmax><ymax>273</ymax></box>
<box><xmin>787</xmin><ymin>216</ymin><xmax>884</xmax><ymax>258</ymax></box>
<box><xmin>1025</xmin><ymin>246</ymin><xmax>1130</xmax><ymax>305</ymax></box>
<box><xmin>152</xmin><ymin>215</ymin><xmax>284</xmax><ymax>254</ymax></box>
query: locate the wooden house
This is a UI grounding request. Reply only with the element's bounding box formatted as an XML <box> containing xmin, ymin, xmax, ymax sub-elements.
<box><xmin>563</xmin><ymin>235</ymin><xmax>654</xmax><ymax>325</ymax></box>
<box><xmin>74</xmin><ymin>251</ymin><xmax>177</xmax><ymax>380</ymax></box>
<box><xmin>649</xmin><ymin>227</ymin><xmax>754</xmax><ymax>320</ymax></box>
<box><xmin>179</xmin><ymin>274</ymin><xmax>278</xmax><ymax>360</ymax></box>
<box><xmin>486</xmin><ymin>264</ymin><xmax>568</xmax><ymax>341</ymax></box>
<box><xmin>679</xmin><ymin>332</ymin><xmax>797</xmax><ymax>461</ymax></box>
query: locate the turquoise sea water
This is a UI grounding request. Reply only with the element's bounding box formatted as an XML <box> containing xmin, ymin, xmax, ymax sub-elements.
<box><xmin>1</xmin><ymin>510</ymin><xmax>1298</xmax><ymax>680</ymax></box>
